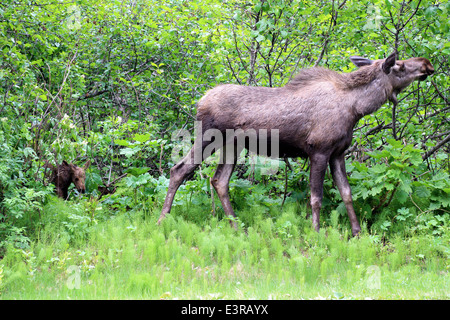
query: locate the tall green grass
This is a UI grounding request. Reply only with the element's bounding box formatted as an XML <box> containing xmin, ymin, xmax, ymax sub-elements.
<box><xmin>0</xmin><ymin>200</ymin><xmax>448</xmax><ymax>299</ymax></box>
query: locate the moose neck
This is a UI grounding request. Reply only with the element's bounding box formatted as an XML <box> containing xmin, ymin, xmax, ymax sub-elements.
<box><xmin>351</xmin><ymin>76</ymin><xmax>395</xmax><ymax>120</ymax></box>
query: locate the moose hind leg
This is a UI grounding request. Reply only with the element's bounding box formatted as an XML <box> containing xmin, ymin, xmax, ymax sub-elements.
<box><xmin>211</xmin><ymin>163</ymin><xmax>238</xmax><ymax>229</ymax></box>
<box><xmin>330</xmin><ymin>155</ymin><xmax>361</xmax><ymax>236</ymax></box>
<box><xmin>211</xmin><ymin>146</ymin><xmax>238</xmax><ymax>229</ymax></box>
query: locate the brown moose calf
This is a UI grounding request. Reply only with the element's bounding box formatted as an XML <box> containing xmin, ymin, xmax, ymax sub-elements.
<box><xmin>44</xmin><ymin>160</ymin><xmax>90</xmax><ymax>200</ymax></box>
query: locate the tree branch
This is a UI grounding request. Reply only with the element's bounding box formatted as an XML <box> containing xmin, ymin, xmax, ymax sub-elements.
<box><xmin>422</xmin><ymin>134</ymin><xmax>450</xmax><ymax>161</ymax></box>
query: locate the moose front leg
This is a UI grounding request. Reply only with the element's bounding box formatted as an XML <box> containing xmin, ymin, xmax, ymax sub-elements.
<box><xmin>158</xmin><ymin>143</ymin><xmax>202</xmax><ymax>225</ymax></box>
<box><xmin>309</xmin><ymin>153</ymin><xmax>329</xmax><ymax>233</ymax></box>
<box><xmin>330</xmin><ymin>155</ymin><xmax>361</xmax><ymax>236</ymax></box>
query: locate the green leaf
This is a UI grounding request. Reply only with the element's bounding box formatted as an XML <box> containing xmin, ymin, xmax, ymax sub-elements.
<box><xmin>114</xmin><ymin>139</ymin><xmax>129</xmax><ymax>147</ymax></box>
<box><xmin>380</xmin><ymin>220</ymin><xmax>391</xmax><ymax>231</ymax></box>
<box><xmin>415</xmin><ymin>186</ymin><xmax>431</xmax><ymax>199</ymax></box>
<box><xmin>369</xmin><ymin>185</ymin><xmax>384</xmax><ymax>196</ymax></box>
<box><xmin>126</xmin><ymin>167</ymin><xmax>150</xmax><ymax>176</ymax></box>
<box><xmin>399</xmin><ymin>175</ymin><xmax>412</xmax><ymax>194</ymax></box>
<box><xmin>256</xmin><ymin>34</ymin><xmax>265</xmax><ymax>42</ymax></box>
<box><xmin>395</xmin><ymin>190</ymin><xmax>408</xmax><ymax>204</ymax></box>
<box><xmin>384</xmin><ymin>182</ymin><xmax>395</xmax><ymax>190</ymax></box>
<box><xmin>371</xmin><ymin>163</ymin><xmax>388</xmax><ymax>174</ymax></box>
<box><xmin>384</xmin><ymin>0</ymin><xmax>392</xmax><ymax>11</ymax></box>
<box><xmin>86</xmin><ymin>172</ymin><xmax>102</xmax><ymax>192</ymax></box>
<box><xmin>429</xmin><ymin>202</ymin><xmax>441</xmax><ymax>210</ymax></box>
<box><xmin>133</xmin><ymin>133</ymin><xmax>151</xmax><ymax>143</ymax></box>
<box><xmin>440</xmin><ymin>197</ymin><xmax>450</xmax><ymax>208</ymax></box>
<box><xmin>120</xmin><ymin>148</ymin><xmax>139</xmax><ymax>157</ymax></box>
<box><xmin>391</xmin><ymin>161</ymin><xmax>406</xmax><ymax>169</ymax></box>
<box><xmin>336</xmin><ymin>202</ymin><xmax>347</xmax><ymax>216</ymax></box>
<box><xmin>425</xmin><ymin>6</ymin><xmax>438</xmax><ymax>18</ymax></box>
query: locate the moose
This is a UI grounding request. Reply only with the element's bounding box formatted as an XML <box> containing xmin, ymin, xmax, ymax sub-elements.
<box><xmin>44</xmin><ymin>160</ymin><xmax>90</xmax><ymax>200</ymax></box>
<box><xmin>157</xmin><ymin>52</ymin><xmax>434</xmax><ymax>236</ymax></box>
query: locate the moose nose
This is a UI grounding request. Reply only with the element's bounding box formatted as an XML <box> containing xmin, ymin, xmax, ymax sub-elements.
<box><xmin>427</xmin><ymin>67</ymin><xmax>434</xmax><ymax>75</ymax></box>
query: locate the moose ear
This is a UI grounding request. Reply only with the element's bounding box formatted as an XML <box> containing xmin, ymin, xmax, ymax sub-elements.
<box><xmin>382</xmin><ymin>52</ymin><xmax>397</xmax><ymax>74</ymax></box>
<box><xmin>84</xmin><ymin>160</ymin><xmax>91</xmax><ymax>170</ymax></box>
<box><xmin>350</xmin><ymin>56</ymin><xmax>373</xmax><ymax>68</ymax></box>
<box><xmin>62</xmin><ymin>160</ymin><xmax>75</xmax><ymax>172</ymax></box>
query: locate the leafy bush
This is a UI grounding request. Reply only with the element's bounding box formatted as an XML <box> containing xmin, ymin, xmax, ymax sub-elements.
<box><xmin>0</xmin><ymin>0</ymin><xmax>448</xmax><ymax>258</ymax></box>
<box><xmin>0</xmin><ymin>120</ymin><xmax>53</xmax><ymax>254</ymax></box>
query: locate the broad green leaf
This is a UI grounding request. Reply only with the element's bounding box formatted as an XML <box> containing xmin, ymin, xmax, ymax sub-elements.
<box><xmin>134</xmin><ymin>133</ymin><xmax>151</xmax><ymax>143</ymax></box>
<box><xmin>395</xmin><ymin>190</ymin><xmax>408</xmax><ymax>204</ymax></box>
<box><xmin>115</xmin><ymin>139</ymin><xmax>130</xmax><ymax>147</ymax></box>
<box><xmin>415</xmin><ymin>186</ymin><xmax>431</xmax><ymax>198</ymax></box>
<box><xmin>120</xmin><ymin>148</ymin><xmax>139</xmax><ymax>157</ymax></box>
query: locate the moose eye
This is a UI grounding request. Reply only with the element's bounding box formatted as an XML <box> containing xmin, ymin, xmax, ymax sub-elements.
<box><xmin>398</xmin><ymin>63</ymin><xmax>405</xmax><ymax>72</ymax></box>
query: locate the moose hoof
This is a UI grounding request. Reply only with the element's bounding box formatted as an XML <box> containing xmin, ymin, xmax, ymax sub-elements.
<box><xmin>157</xmin><ymin>213</ymin><xmax>167</xmax><ymax>225</ymax></box>
<box><xmin>352</xmin><ymin>228</ymin><xmax>361</xmax><ymax>237</ymax></box>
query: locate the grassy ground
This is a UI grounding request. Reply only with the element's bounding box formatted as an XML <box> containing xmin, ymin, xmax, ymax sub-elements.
<box><xmin>0</xmin><ymin>200</ymin><xmax>448</xmax><ymax>299</ymax></box>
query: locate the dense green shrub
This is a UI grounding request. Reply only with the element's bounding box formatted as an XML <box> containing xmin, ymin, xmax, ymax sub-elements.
<box><xmin>0</xmin><ymin>0</ymin><xmax>448</xmax><ymax>254</ymax></box>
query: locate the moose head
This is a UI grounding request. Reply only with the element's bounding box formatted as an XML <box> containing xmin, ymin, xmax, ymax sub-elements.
<box><xmin>45</xmin><ymin>160</ymin><xmax>90</xmax><ymax>199</ymax></box>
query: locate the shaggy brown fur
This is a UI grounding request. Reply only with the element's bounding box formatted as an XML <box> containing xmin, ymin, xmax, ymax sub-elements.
<box><xmin>285</xmin><ymin>64</ymin><xmax>380</xmax><ymax>90</ymax></box>
<box><xmin>44</xmin><ymin>160</ymin><xmax>90</xmax><ymax>199</ymax></box>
